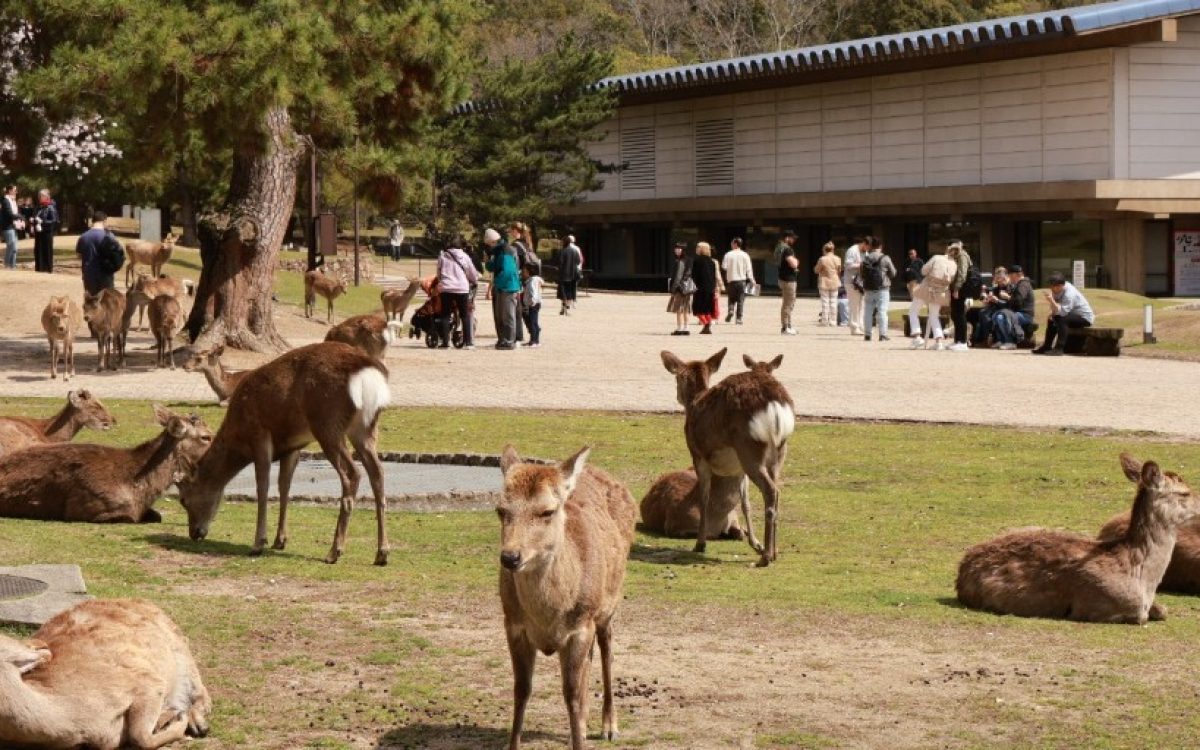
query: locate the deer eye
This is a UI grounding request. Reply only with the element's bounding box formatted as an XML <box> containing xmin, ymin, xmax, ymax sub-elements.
<box><xmin>539</xmin><ymin>509</ymin><xmax>555</xmax><ymax>520</ymax></box>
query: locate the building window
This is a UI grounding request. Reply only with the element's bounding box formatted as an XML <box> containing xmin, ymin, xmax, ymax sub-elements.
<box><xmin>1041</xmin><ymin>221</ymin><xmax>1103</xmax><ymax>288</ymax></box>
<box><xmin>695</xmin><ymin>118</ymin><xmax>734</xmax><ymax>188</ymax></box>
<box><xmin>619</xmin><ymin>126</ymin><xmax>655</xmax><ymax>191</ymax></box>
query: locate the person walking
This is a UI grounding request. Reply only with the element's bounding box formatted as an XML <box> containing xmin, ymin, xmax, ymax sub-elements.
<box><xmin>861</xmin><ymin>237</ymin><xmax>898</xmax><ymax>342</ymax></box>
<box><xmin>843</xmin><ymin>236</ymin><xmax>867</xmax><ymax>335</ymax></box>
<box><xmin>903</xmin><ymin>248</ymin><xmax>924</xmax><ymax>296</ymax></box>
<box><xmin>1033</xmin><ymin>273</ymin><xmax>1094</xmax><ymax>356</ymax></box>
<box><xmin>521</xmin><ymin>262</ymin><xmax>543</xmax><ymax>348</ymax></box>
<box><xmin>436</xmin><ymin>235</ymin><xmax>479</xmax><ymax>349</ymax></box>
<box><xmin>721</xmin><ymin>237</ymin><xmax>754</xmax><ymax>325</ymax></box>
<box><xmin>691</xmin><ymin>242</ymin><xmax>719</xmax><ymax>335</ymax></box>
<box><xmin>667</xmin><ymin>241</ymin><xmax>693</xmax><ymax>335</ymax></box>
<box><xmin>908</xmin><ymin>251</ymin><xmax>956</xmax><ymax>350</ymax></box>
<box><xmin>557</xmin><ymin>234</ymin><xmax>582</xmax><ymax>315</ymax></box>
<box><xmin>33</xmin><ymin>188</ymin><xmax>59</xmax><ymax>273</ymax></box>
<box><xmin>1</xmin><ymin>185</ymin><xmax>19</xmax><ymax>269</ymax></box>
<box><xmin>946</xmin><ymin>240</ymin><xmax>973</xmax><ymax>351</ymax></box>
<box><xmin>813</xmin><ymin>241</ymin><xmax>841</xmax><ymax>327</ymax></box>
<box><xmin>776</xmin><ymin>229</ymin><xmax>799</xmax><ymax>335</ymax></box>
<box><xmin>484</xmin><ymin>227</ymin><xmax>520</xmax><ymax>350</ymax></box>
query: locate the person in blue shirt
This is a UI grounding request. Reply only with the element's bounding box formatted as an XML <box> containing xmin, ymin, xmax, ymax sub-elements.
<box><xmin>76</xmin><ymin>211</ymin><xmax>115</xmax><ymax>295</ymax></box>
<box><xmin>484</xmin><ymin>227</ymin><xmax>521</xmax><ymax>350</ymax></box>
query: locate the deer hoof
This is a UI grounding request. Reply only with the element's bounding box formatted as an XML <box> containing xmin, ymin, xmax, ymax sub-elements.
<box><xmin>324</xmin><ymin>550</ymin><xmax>342</xmax><ymax>564</ymax></box>
<box><xmin>754</xmin><ymin>556</ymin><xmax>771</xmax><ymax>568</ymax></box>
<box><xmin>1150</xmin><ymin>603</ymin><xmax>1168</xmax><ymax>621</ymax></box>
<box><xmin>692</xmin><ymin>541</ymin><xmax>707</xmax><ymax>554</ymax></box>
<box><xmin>374</xmin><ymin>550</ymin><xmax>390</xmax><ymax>567</ymax></box>
<box><xmin>249</xmin><ymin>545</ymin><xmax>265</xmax><ymax>557</ymax></box>
<box><xmin>271</xmin><ymin>538</ymin><xmax>287</xmax><ymax>550</ymax></box>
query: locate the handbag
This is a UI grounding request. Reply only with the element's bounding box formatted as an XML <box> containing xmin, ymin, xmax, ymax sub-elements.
<box><xmin>679</xmin><ymin>277</ymin><xmax>697</xmax><ymax>296</ymax></box>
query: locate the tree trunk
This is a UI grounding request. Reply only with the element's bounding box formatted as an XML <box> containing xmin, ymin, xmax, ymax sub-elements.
<box><xmin>185</xmin><ymin>106</ymin><xmax>303</xmax><ymax>352</ymax></box>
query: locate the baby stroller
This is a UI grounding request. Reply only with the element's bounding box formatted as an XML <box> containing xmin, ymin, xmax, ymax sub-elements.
<box><xmin>409</xmin><ymin>277</ymin><xmax>476</xmax><ymax>349</ymax></box>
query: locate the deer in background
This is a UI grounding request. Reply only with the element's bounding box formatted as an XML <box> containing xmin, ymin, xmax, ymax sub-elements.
<box><xmin>176</xmin><ymin>341</ymin><xmax>392</xmax><ymax>564</ymax></box>
<box><xmin>182</xmin><ymin>344</ymin><xmax>249</xmax><ymax>404</ymax></box>
<box><xmin>324</xmin><ymin>313</ymin><xmax>403</xmax><ymax>359</ymax></box>
<box><xmin>0</xmin><ymin>598</ymin><xmax>210</xmax><ymax>749</ymax></box>
<box><xmin>661</xmin><ymin>349</ymin><xmax>795</xmax><ymax>567</ymax></box>
<box><xmin>381</xmin><ymin>281</ymin><xmax>419</xmax><ymax>322</ymax></box>
<box><xmin>0</xmin><ymin>390</ymin><xmax>115</xmax><ymax>458</ymax></box>
<box><xmin>497</xmin><ymin>445</ymin><xmax>636</xmax><ymax>750</ymax></box>
<box><xmin>1099</xmin><ymin>513</ymin><xmax>1200</xmax><ymax>594</ymax></box>
<box><xmin>128</xmin><ymin>273</ymin><xmax>187</xmax><ymax>331</ymax></box>
<box><xmin>304</xmin><ymin>269</ymin><xmax>346</xmax><ymax>322</ymax></box>
<box><xmin>148</xmin><ymin>294</ymin><xmax>184</xmax><ymax>369</ymax></box>
<box><xmin>957</xmin><ymin>453</ymin><xmax>1200</xmax><ymax>624</ymax></box>
<box><xmin>82</xmin><ymin>288</ymin><xmax>127</xmax><ymax>371</ymax></box>
<box><xmin>640</xmin><ymin>468</ymin><xmax>746</xmax><ymax>541</ymax></box>
<box><xmin>40</xmin><ymin>296</ymin><xmax>83</xmax><ymax>381</ymax></box>
<box><xmin>124</xmin><ymin>231</ymin><xmax>177</xmax><ymax>289</ymax></box>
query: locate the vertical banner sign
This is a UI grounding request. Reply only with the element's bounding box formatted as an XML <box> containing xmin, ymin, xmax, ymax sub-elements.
<box><xmin>1175</xmin><ymin>230</ymin><xmax>1200</xmax><ymax>296</ymax></box>
<box><xmin>1072</xmin><ymin>260</ymin><xmax>1086</xmax><ymax>289</ymax></box>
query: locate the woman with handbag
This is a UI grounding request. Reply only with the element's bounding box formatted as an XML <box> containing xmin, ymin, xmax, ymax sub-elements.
<box><xmin>691</xmin><ymin>241</ymin><xmax>719</xmax><ymax>335</ymax></box>
<box><xmin>667</xmin><ymin>241</ymin><xmax>694</xmax><ymax>335</ymax></box>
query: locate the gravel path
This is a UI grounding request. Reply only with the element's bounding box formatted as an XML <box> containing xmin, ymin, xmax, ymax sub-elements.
<box><xmin>4</xmin><ymin>268</ymin><xmax>1197</xmax><ymax>437</ymax></box>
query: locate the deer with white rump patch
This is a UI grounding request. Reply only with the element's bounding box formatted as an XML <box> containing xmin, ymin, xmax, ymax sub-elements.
<box><xmin>661</xmin><ymin>349</ymin><xmax>794</xmax><ymax>567</ymax></box>
<box><xmin>497</xmin><ymin>445</ymin><xmax>636</xmax><ymax>750</ymax></box>
<box><xmin>176</xmin><ymin>341</ymin><xmax>392</xmax><ymax>564</ymax></box>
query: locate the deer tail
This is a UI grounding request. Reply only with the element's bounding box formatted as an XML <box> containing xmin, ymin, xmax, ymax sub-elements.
<box><xmin>348</xmin><ymin>366</ymin><xmax>391</xmax><ymax>426</ymax></box>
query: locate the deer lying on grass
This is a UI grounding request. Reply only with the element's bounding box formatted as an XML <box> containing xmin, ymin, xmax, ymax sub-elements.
<box><xmin>956</xmin><ymin>454</ymin><xmax>1199</xmax><ymax>624</ymax></box>
<box><xmin>177</xmin><ymin>341</ymin><xmax>392</xmax><ymax>564</ymax></box>
<box><xmin>0</xmin><ymin>389</ymin><xmax>115</xmax><ymax>458</ymax></box>
<box><xmin>380</xmin><ymin>281</ymin><xmax>419</xmax><ymax>322</ymax></box>
<box><xmin>40</xmin><ymin>296</ymin><xmax>83</xmax><ymax>381</ymax></box>
<box><xmin>1099</xmin><ymin>513</ymin><xmax>1200</xmax><ymax>594</ymax></box>
<box><xmin>640</xmin><ymin>468</ymin><xmax>746</xmax><ymax>541</ymax></box>
<box><xmin>304</xmin><ymin>269</ymin><xmax>346</xmax><ymax>322</ymax></box>
<box><xmin>128</xmin><ymin>273</ymin><xmax>187</xmax><ymax>331</ymax></box>
<box><xmin>124</xmin><ymin>231</ymin><xmax>177</xmax><ymax>289</ymax></box>
<box><xmin>497</xmin><ymin>445</ymin><xmax>636</xmax><ymax>750</ymax></box>
<box><xmin>0</xmin><ymin>598</ymin><xmax>210</xmax><ymax>750</ymax></box>
<box><xmin>182</xmin><ymin>344</ymin><xmax>249</xmax><ymax>404</ymax></box>
<box><xmin>0</xmin><ymin>404</ymin><xmax>211</xmax><ymax>524</ymax></box>
<box><xmin>82</xmin><ymin>288</ymin><xmax>127</xmax><ymax>371</ymax></box>
<box><xmin>148</xmin><ymin>294</ymin><xmax>183</xmax><ymax>370</ymax></box>
<box><xmin>661</xmin><ymin>349</ymin><xmax>795</xmax><ymax>567</ymax></box>
<box><xmin>324</xmin><ymin>313</ymin><xmax>403</xmax><ymax>359</ymax></box>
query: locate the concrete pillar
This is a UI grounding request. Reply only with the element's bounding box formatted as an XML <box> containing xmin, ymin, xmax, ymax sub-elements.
<box><xmin>1103</xmin><ymin>218</ymin><xmax>1146</xmax><ymax>295</ymax></box>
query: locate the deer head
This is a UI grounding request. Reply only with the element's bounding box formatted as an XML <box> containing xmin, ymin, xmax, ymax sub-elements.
<box><xmin>495</xmin><ymin>445</ymin><xmax>590</xmax><ymax>572</ymax></box>
<box><xmin>44</xmin><ymin>297</ymin><xmax>73</xmax><ymax>337</ymax></box>
<box><xmin>1120</xmin><ymin>453</ymin><xmax>1200</xmax><ymax>527</ymax></box>
<box><xmin>661</xmin><ymin>348</ymin><xmax>726</xmax><ymax>407</ymax></box>
<box><xmin>150</xmin><ymin>404</ymin><xmax>213</xmax><ymax>488</ymax></box>
<box><xmin>68</xmin><ymin>389</ymin><xmax>116</xmax><ymax>431</ymax></box>
<box><xmin>742</xmin><ymin>353</ymin><xmax>784</xmax><ymax>373</ymax></box>
<box><xmin>182</xmin><ymin>345</ymin><xmax>224</xmax><ymax>373</ymax></box>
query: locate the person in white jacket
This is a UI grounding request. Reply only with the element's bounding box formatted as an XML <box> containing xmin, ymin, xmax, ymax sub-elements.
<box><xmin>720</xmin><ymin>237</ymin><xmax>755</xmax><ymax>325</ymax></box>
<box><xmin>908</xmin><ymin>253</ymin><xmax>956</xmax><ymax>350</ymax></box>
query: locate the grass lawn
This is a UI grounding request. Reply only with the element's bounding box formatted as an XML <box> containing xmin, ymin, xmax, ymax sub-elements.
<box><xmin>2</xmin><ymin>399</ymin><xmax>1200</xmax><ymax>748</ymax></box>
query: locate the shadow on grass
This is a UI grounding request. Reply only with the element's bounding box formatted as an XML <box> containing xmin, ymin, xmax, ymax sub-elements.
<box><xmin>139</xmin><ymin>532</ymin><xmax>310</xmax><ymax>562</ymax></box>
<box><xmin>935</xmin><ymin>596</ymin><xmax>969</xmax><ymax>610</ymax></box>
<box><xmin>375</xmin><ymin>723</ymin><xmax>559</xmax><ymax>749</ymax></box>
<box><xmin>629</xmin><ymin>543</ymin><xmax>722</xmax><ymax>566</ymax></box>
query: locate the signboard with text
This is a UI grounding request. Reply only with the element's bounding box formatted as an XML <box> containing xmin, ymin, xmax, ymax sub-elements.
<box><xmin>1175</xmin><ymin>229</ymin><xmax>1200</xmax><ymax>296</ymax></box>
<box><xmin>1072</xmin><ymin>260</ymin><xmax>1085</xmax><ymax>289</ymax></box>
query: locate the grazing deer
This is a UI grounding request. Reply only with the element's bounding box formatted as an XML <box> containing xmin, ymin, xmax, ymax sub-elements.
<box><xmin>0</xmin><ymin>389</ymin><xmax>115</xmax><ymax>458</ymax></box>
<box><xmin>82</xmin><ymin>288</ymin><xmax>127</xmax><ymax>371</ymax></box>
<box><xmin>1099</xmin><ymin>513</ymin><xmax>1200</xmax><ymax>594</ymax></box>
<box><xmin>380</xmin><ymin>281</ymin><xmax>419</xmax><ymax>322</ymax></box>
<box><xmin>176</xmin><ymin>341</ymin><xmax>392</xmax><ymax>564</ymax></box>
<box><xmin>324</xmin><ymin>313</ymin><xmax>403</xmax><ymax>359</ymax></box>
<box><xmin>957</xmin><ymin>454</ymin><xmax>1200</xmax><ymax>624</ymax></box>
<box><xmin>124</xmin><ymin>231</ymin><xmax>177</xmax><ymax>289</ymax></box>
<box><xmin>147</xmin><ymin>294</ymin><xmax>184</xmax><ymax>369</ymax></box>
<box><xmin>640</xmin><ymin>468</ymin><xmax>746</xmax><ymax>541</ymax></box>
<box><xmin>40</xmin><ymin>296</ymin><xmax>83</xmax><ymax>381</ymax></box>
<box><xmin>182</xmin><ymin>344</ymin><xmax>249</xmax><ymax>404</ymax></box>
<box><xmin>0</xmin><ymin>404</ymin><xmax>211</xmax><ymax>524</ymax></box>
<box><xmin>304</xmin><ymin>269</ymin><xmax>346</xmax><ymax>322</ymax></box>
<box><xmin>660</xmin><ymin>349</ymin><xmax>795</xmax><ymax>567</ymax></box>
<box><xmin>0</xmin><ymin>598</ymin><xmax>210</xmax><ymax>750</ymax></box>
<box><xmin>497</xmin><ymin>445</ymin><xmax>636</xmax><ymax>750</ymax></box>
<box><xmin>128</xmin><ymin>273</ymin><xmax>186</xmax><ymax>331</ymax></box>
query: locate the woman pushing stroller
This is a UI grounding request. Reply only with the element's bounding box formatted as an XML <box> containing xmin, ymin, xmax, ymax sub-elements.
<box><xmin>436</xmin><ymin>236</ymin><xmax>478</xmax><ymax>349</ymax></box>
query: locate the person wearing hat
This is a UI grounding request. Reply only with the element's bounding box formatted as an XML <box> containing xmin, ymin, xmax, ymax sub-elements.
<box><xmin>775</xmin><ymin>229</ymin><xmax>799</xmax><ymax>335</ymax></box>
<box><xmin>1033</xmin><ymin>272</ymin><xmax>1094</xmax><ymax>356</ymax></box>
<box><xmin>484</xmin><ymin>227</ymin><xmax>520</xmax><ymax>349</ymax></box>
<box><xmin>557</xmin><ymin>234</ymin><xmax>582</xmax><ymax>315</ymax></box>
<box><xmin>667</xmin><ymin>240</ymin><xmax>693</xmax><ymax>335</ymax></box>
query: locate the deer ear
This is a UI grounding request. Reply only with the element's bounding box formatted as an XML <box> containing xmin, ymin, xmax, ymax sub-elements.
<box><xmin>152</xmin><ymin>403</ymin><xmax>175</xmax><ymax>427</ymax></box>
<box><xmin>660</xmin><ymin>351</ymin><xmax>685</xmax><ymax>375</ymax></box>
<box><xmin>1141</xmin><ymin>461</ymin><xmax>1163</xmax><ymax>490</ymax></box>
<box><xmin>705</xmin><ymin>348</ymin><xmax>727</xmax><ymax>374</ymax></box>
<box><xmin>1119</xmin><ymin>453</ymin><xmax>1142</xmax><ymax>483</ymax></box>
<box><xmin>768</xmin><ymin>354</ymin><xmax>784</xmax><ymax>370</ymax></box>
<box><xmin>742</xmin><ymin>354</ymin><xmax>756</xmax><ymax>369</ymax></box>
<box><xmin>560</xmin><ymin>446</ymin><xmax>591</xmax><ymax>496</ymax></box>
<box><xmin>4</xmin><ymin>638</ymin><xmax>51</xmax><ymax>674</ymax></box>
<box><xmin>67</xmin><ymin>390</ymin><xmax>82</xmax><ymax>407</ymax></box>
<box><xmin>500</xmin><ymin>445</ymin><xmax>521</xmax><ymax>475</ymax></box>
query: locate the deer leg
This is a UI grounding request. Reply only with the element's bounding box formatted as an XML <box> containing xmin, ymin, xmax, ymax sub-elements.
<box><xmin>692</xmin><ymin>460</ymin><xmax>714</xmax><ymax>554</ymax></box>
<box><xmin>321</xmin><ymin>439</ymin><xmax>360</xmax><ymax>564</ymax></box>
<box><xmin>597</xmin><ymin>620</ymin><xmax>618</xmax><ymax>741</ymax></box>
<box><xmin>737</xmin><ymin>475</ymin><xmax>764</xmax><ymax>555</ymax></box>
<box><xmin>125</xmin><ymin>695</ymin><xmax>189</xmax><ymax>750</ymax></box>
<box><xmin>66</xmin><ymin>337</ymin><xmax>74</xmax><ymax>380</ymax></box>
<box><xmin>560</xmin><ymin>626</ymin><xmax>595</xmax><ymax>750</ymax></box>
<box><xmin>273</xmin><ymin>450</ymin><xmax>301</xmax><ymax>550</ymax></box>
<box><xmin>737</xmin><ymin>460</ymin><xmax>779</xmax><ymax>567</ymax></box>
<box><xmin>250</xmin><ymin>440</ymin><xmax>274</xmax><ymax>555</ymax></box>
<box><xmin>506</xmin><ymin>629</ymin><xmax>537</xmax><ymax>750</ymax></box>
<box><xmin>349</xmin><ymin>423</ymin><xmax>389</xmax><ymax>566</ymax></box>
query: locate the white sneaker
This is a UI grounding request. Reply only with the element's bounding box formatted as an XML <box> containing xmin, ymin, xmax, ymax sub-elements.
<box><xmin>999</xmin><ymin>342</ymin><xmax>1017</xmax><ymax>350</ymax></box>
<box><xmin>909</xmin><ymin>336</ymin><xmax>925</xmax><ymax>349</ymax></box>
<box><xmin>933</xmin><ymin>340</ymin><xmax>947</xmax><ymax>351</ymax></box>
<box><xmin>949</xmin><ymin>342</ymin><xmax>969</xmax><ymax>352</ymax></box>
<box><xmin>782</xmin><ymin>327</ymin><xmax>797</xmax><ymax>335</ymax></box>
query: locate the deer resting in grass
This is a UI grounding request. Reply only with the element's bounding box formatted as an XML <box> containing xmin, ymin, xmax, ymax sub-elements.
<box><xmin>81</xmin><ymin>288</ymin><xmax>127</xmax><ymax>371</ymax></box>
<box><xmin>124</xmin><ymin>231</ymin><xmax>177</xmax><ymax>289</ymax></box>
<box><xmin>176</xmin><ymin>341</ymin><xmax>392</xmax><ymax>564</ymax></box>
<box><xmin>0</xmin><ymin>405</ymin><xmax>211</xmax><ymax>524</ymax></box>
<box><xmin>380</xmin><ymin>281</ymin><xmax>419</xmax><ymax>322</ymax></box>
<box><xmin>41</xmin><ymin>296</ymin><xmax>83</xmax><ymax>381</ymax></box>
<box><xmin>497</xmin><ymin>445</ymin><xmax>636</xmax><ymax>750</ymax></box>
<box><xmin>0</xmin><ymin>598</ymin><xmax>210</xmax><ymax>749</ymax></box>
<box><xmin>0</xmin><ymin>389</ymin><xmax>115</xmax><ymax>458</ymax></box>
<box><xmin>1099</xmin><ymin>513</ymin><xmax>1200</xmax><ymax>594</ymax></box>
<box><xmin>304</xmin><ymin>269</ymin><xmax>346</xmax><ymax>322</ymax></box>
<box><xmin>324</xmin><ymin>313</ymin><xmax>403</xmax><ymax>359</ymax></box>
<box><xmin>181</xmin><ymin>344</ymin><xmax>249</xmax><ymax>405</ymax></box>
<box><xmin>956</xmin><ymin>453</ymin><xmax>1199</xmax><ymax>624</ymax></box>
<box><xmin>640</xmin><ymin>468</ymin><xmax>745</xmax><ymax>541</ymax></box>
<box><xmin>661</xmin><ymin>349</ymin><xmax>795</xmax><ymax>567</ymax></box>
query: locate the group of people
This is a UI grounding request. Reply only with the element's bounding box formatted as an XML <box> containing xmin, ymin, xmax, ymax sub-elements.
<box><xmin>668</xmin><ymin>237</ymin><xmax>756</xmax><ymax>335</ymax></box>
<box><xmin>1</xmin><ymin>184</ymin><xmax>59</xmax><ymax>272</ymax></box>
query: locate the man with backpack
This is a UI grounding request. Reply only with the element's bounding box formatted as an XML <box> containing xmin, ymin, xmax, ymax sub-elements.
<box><xmin>75</xmin><ymin>210</ymin><xmax>125</xmax><ymax>295</ymax></box>
<box><xmin>860</xmin><ymin>237</ymin><xmax>897</xmax><ymax>342</ymax></box>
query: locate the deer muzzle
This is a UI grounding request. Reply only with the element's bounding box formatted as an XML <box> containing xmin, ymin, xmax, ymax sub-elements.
<box><xmin>500</xmin><ymin>550</ymin><xmax>522</xmax><ymax>570</ymax></box>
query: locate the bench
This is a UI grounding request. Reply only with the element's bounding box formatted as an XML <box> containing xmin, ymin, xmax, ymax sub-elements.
<box><xmin>1064</xmin><ymin>327</ymin><xmax>1123</xmax><ymax>357</ymax></box>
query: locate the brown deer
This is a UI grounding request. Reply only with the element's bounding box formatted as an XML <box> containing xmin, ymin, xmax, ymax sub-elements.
<box><xmin>40</xmin><ymin>296</ymin><xmax>83</xmax><ymax>381</ymax></box>
<box><xmin>0</xmin><ymin>404</ymin><xmax>211</xmax><ymax>524</ymax></box>
<box><xmin>640</xmin><ymin>468</ymin><xmax>746</xmax><ymax>541</ymax></box>
<box><xmin>0</xmin><ymin>598</ymin><xmax>210</xmax><ymax>749</ymax></box>
<box><xmin>1098</xmin><ymin>514</ymin><xmax>1200</xmax><ymax>594</ymax></box>
<box><xmin>176</xmin><ymin>341</ymin><xmax>392</xmax><ymax>564</ymax></box>
<box><xmin>82</xmin><ymin>288</ymin><xmax>127</xmax><ymax>371</ymax></box>
<box><xmin>324</xmin><ymin>313</ymin><xmax>403</xmax><ymax>359</ymax></box>
<box><xmin>182</xmin><ymin>344</ymin><xmax>249</xmax><ymax>404</ymax></box>
<box><xmin>124</xmin><ymin>231</ymin><xmax>177</xmax><ymax>288</ymax></box>
<box><xmin>147</xmin><ymin>294</ymin><xmax>184</xmax><ymax>369</ymax></box>
<box><xmin>380</xmin><ymin>281</ymin><xmax>419</xmax><ymax>321</ymax></box>
<box><xmin>497</xmin><ymin>445</ymin><xmax>636</xmax><ymax>750</ymax></box>
<box><xmin>660</xmin><ymin>349</ymin><xmax>795</xmax><ymax>567</ymax></box>
<box><xmin>957</xmin><ymin>453</ymin><xmax>1200</xmax><ymax>624</ymax></box>
<box><xmin>304</xmin><ymin>269</ymin><xmax>346</xmax><ymax>322</ymax></box>
<box><xmin>128</xmin><ymin>273</ymin><xmax>186</xmax><ymax>331</ymax></box>
<box><xmin>0</xmin><ymin>390</ymin><xmax>116</xmax><ymax>458</ymax></box>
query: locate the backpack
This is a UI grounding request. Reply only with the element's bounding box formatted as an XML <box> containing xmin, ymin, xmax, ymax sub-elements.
<box><xmin>860</xmin><ymin>254</ymin><xmax>885</xmax><ymax>291</ymax></box>
<box><xmin>97</xmin><ymin>232</ymin><xmax>125</xmax><ymax>275</ymax></box>
<box><xmin>960</xmin><ymin>259</ymin><xmax>983</xmax><ymax>299</ymax></box>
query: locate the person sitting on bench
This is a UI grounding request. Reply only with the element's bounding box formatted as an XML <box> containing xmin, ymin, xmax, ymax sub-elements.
<box><xmin>991</xmin><ymin>264</ymin><xmax>1034</xmax><ymax>350</ymax></box>
<box><xmin>1033</xmin><ymin>272</ymin><xmax>1094</xmax><ymax>356</ymax></box>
